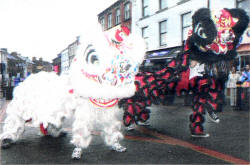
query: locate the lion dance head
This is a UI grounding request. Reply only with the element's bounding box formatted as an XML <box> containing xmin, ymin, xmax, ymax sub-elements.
<box><xmin>69</xmin><ymin>24</ymin><xmax>146</xmax><ymax>102</ymax></box>
<box><xmin>187</xmin><ymin>8</ymin><xmax>249</xmax><ymax>79</ymax></box>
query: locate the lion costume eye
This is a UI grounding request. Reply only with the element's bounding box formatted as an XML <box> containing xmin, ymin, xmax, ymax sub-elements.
<box><xmin>84</xmin><ymin>44</ymin><xmax>99</xmax><ymax>65</ymax></box>
<box><xmin>195</xmin><ymin>23</ymin><xmax>207</xmax><ymax>39</ymax></box>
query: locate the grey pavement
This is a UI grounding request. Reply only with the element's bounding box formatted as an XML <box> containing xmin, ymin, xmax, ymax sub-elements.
<box><xmin>0</xmin><ymin>97</ymin><xmax>249</xmax><ymax>164</ymax></box>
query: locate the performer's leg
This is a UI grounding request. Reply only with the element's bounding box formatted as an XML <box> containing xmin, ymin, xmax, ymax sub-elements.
<box><xmin>71</xmin><ymin>107</ymin><xmax>93</xmax><ymax>159</ymax></box>
<box><xmin>230</xmin><ymin>88</ymin><xmax>234</xmax><ymax>106</ymax></box>
<box><xmin>0</xmin><ymin>114</ymin><xmax>25</xmax><ymax>148</ymax></box>
<box><xmin>190</xmin><ymin>102</ymin><xmax>209</xmax><ymax>138</ymax></box>
<box><xmin>232</xmin><ymin>88</ymin><xmax>237</xmax><ymax>107</ymax></box>
<box><xmin>101</xmin><ymin>109</ymin><xmax>126</xmax><ymax>152</ymax></box>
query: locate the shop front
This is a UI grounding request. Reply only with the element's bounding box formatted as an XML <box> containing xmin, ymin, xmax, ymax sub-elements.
<box><xmin>237</xmin><ymin>24</ymin><xmax>250</xmax><ymax>70</ymax></box>
<box><xmin>141</xmin><ymin>46</ymin><xmax>183</xmax><ymax>71</ymax></box>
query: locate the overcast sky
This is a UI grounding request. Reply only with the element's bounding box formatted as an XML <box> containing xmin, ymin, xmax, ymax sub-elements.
<box><xmin>0</xmin><ymin>0</ymin><xmax>117</xmax><ymax>62</ymax></box>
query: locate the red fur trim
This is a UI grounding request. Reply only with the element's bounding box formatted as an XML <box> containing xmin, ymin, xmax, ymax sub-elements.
<box><xmin>128</xmin><ymin>104</ymin><xmax>134</xmax><ymax>115</ymax></box>
<box><xmin>156</xmin><ymin>68</ymin><xmax>167</xmax><ymax>74</ymax></box>
<box><xmin>125</xmin><ymin>115</ymin><xmax>132</xmax><ymax>126</ymax></box>
<box><xmin>209</xmin><ymin>92</ymin><xmax>218</xmax><ymax>100</ymax></box>
<box><xmin>135</xmin><ymin>105</ymin><xmax>142</xmax><ymax>114</ymax></box>
<box><xmin>199</xmin><ymin>98</ymin><xmax>206</xmax><ymax>104</ymax></box>
<box><xmin>40</xmin><ymin>123</ymin><xmax>48</xmax><ymax>136</ymax></box>
<box><xmin>195</xmin><ymin>126</ymin><xmax>203</xmax><ymax>134</ymax></box>
<box><xmin>135</xmin><ymin>76</ymin><xmax>146</xmax><ymax>87</ymax></box>
<box><xmin>198</xmin><ymin>105</ymin><xmax>204</xmax><ymax>113</ymax></box>
<box><xmin>211</xmin><ymin>79</ymin><xmax>216</xmax><ymax>89</ymax></box>
<box><xmin>208</xmin><ymin>101</ymin><xmax>218</xmax><ymax>110</ymax></box>
<box><xmin>168</xmin><ymin>60</ymin><xmax>176</xmax><ymax>67</ymax></box>
<box><xmin>182</xmin><ymin>54</ymin><xmax>188</xmax><ymax>66</ymax></box>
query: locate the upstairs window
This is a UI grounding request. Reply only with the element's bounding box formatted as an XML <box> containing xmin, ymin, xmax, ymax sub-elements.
<box><xmin>159</xmin><ymin>0</ymin><xmax>167</xmax><ymax>10</ymax></box>
<box><xmin>100</xmin><ymin>17</ymin><xmax>105</xmax><ymax>30</ymax></box>
<box><xmin>115</xmin><ymin>8</ymin><xmax>121</xmax><ymax>25</ymax></box>
<box><xmin>159</xmin><ymin>20</ymin><xmax>167</xmax><ymax>46</ymax></box>
<box><xmin>142</xmin><ymin>26</ymin><xmax>149</xmax><ymax>49</ymax></box>
<box><xmin>124</xmin><ymin>3</ymin><xmax>131</xmax><ymax>20</ymax></box>
<box><xmin>181</xmin><ymin>12</ymin><xmax>192</xmax><ymax>41</ymax></box>
<box><xmin>142</xmin><ymin>0</ymin><xmax>149</xmax><ymax>17</ymax></box>
<box><xmin>107</xmin><ymin>13</ymin><xmax>112</xmax><ymax>29</ymax></box>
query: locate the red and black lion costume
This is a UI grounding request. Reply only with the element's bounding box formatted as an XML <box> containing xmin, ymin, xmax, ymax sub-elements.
<box><xmin>119</xmin><ymin>8</ymin><xmax>249</xmax><ymax>137</ymax></box>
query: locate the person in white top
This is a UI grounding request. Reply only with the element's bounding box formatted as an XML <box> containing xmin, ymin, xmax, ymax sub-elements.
<box><xmin>227</xmin><ymin>66</ymin><xmax>240</xmax><ymax>107</ymax></box>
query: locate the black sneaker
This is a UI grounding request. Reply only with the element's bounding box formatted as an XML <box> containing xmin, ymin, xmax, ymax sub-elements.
<box><xmin>1</xmin><ymin>138</ymin><xmax>13</xmax><ymax>149</ymax></box>
<box><xmin>207</xmin><ymin>110</ymin><xmax>220</xmax><ymax>123</ymax></box>
<box><xmin>191</xmin><ymin>132</ymin><xmax>210</xmax><ymax>138</ymax></box>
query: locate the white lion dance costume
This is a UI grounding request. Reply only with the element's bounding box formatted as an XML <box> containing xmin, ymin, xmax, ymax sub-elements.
<box><xmin>0</xmin><ymin>25</ymin><xmax>146</xmax><ymax>160</ymax></box>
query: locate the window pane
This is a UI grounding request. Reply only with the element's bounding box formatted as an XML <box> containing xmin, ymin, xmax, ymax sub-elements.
<box><xmin>144</xmin><ymin>38</ymin><xmax>149</xmax><ymax>49</ymax></box>
<box><xmin>182</xmin><ymin>12</ymin><xmax>191</xmax><ymax>27</ymax></box>
<box><xmin>182</xmin><ymin>12</ymin><xmax>191</xmax><ymax>41</ymax></box>
<box><xmin>160</xmin><ymin>33</ymin><xmax>167</xmax><ymax>46</ymax></box>
<box><xmin>108</xmin><ymin>13</ymin><xmax>112</xmax><ymax>28</ymax></box>
<box><xmin>182</xmin><ymin>27</ymin><xmax>191</xmax><ymax>41</ymax></box>
<box><xmin>100</xmin><ymin>18</ymin><xmax>105</xmax><ymax>30</ymax></box>
<box><xmin>142</xmin><ymin>27</ymin><xmax>149</xmax><ymax>49</ymax></box>
<box><xmin>143</xmin><ymin>0</ymin><xmax>149</xmax><ymax>7</ymax></box>
<box><xmin>142</xmin><ymin>0</ymin><xmax>149</xmax><ymax>17</ymax></box>
<box><xmin>160</xmin><ymin>0</ymin><xmax>167</xmax><ymax>9</ymax></box>
<box><xmin>142</xmin><ymin>27</ymin><xmax>148</xmax><ymax>38</ymax></box>
<box><xmin>144</xmin><ymin>7</ymin><xmax>149</xmax><ymax>16</ymax></box>
<box><xmin>160</xmin><ymin>20</ymin><xmax>167</xmax><ymax>33</ymax></box>
<box><xmin>125</xmin><ymin>3</ymin><xmax>130</xmax><ymax>20</ymax></box>
<box><xmin>116</xmin><ymin>9</ymin><xmax>120</xmax><ymax>24</ymax></box>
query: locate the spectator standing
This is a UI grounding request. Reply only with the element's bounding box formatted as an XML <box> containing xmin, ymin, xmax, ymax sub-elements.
<box><xmin>236</xmin><ymin>64</ymin><xmax>250</xmax><ymax>111</ymax></box>
<box><xmin>227</xmin><ymin>66</ymin><xmax>240</xmax><ymax>107</ymax></box>
<box><xmin>240</xmin><ymin>64</ymin><xmax>250</xmax><ymax>87</ymax></box>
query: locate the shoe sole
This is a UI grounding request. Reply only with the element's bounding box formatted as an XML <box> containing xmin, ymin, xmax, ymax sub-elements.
<box><xmin>191</xmin><ymin>133</ymin><xmax>210</xmax><ymax>138</ymax></box>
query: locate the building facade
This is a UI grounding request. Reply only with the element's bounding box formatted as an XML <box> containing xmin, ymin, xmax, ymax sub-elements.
<box><xmin>8</xmin><ymin>52</ymin><xmax>26</xmax><ymax>80</ymax></box>
<box><xmin>131</xmin><ymin>0</ymin><xmax>249</xmax><ymax>68</ymax></box>
<box><xmin>132</xmin><ymin>0</ymin><xmax>237</xmax><ymax>51</ymax></box>
<box><xmin>55</xmin><ymin>36</ymin><xmax>79</xmax><ymax>75</ymax></box>
<box><xmin>98</xmin><ymin>0</ymin><xmax>132</xmax><ymax>32</ymax></box>
<box><xmin>32</xmin><ymin>57</ymin><xmax>53</xmax><ymax>73</ymax></box>
<box><xmin>52</xmin><ymin>55</ymin><xmax>61</xmax><ymax>75</ymax></box>
<box><xmin>60</xmin><ymin>48</ymin><xmax>69</xmax><ymax>75</ymax></box>
<box><xmin>68</xmin><ymin>37</ymin><xmax>79</xmax><ymax>65</ymax></box>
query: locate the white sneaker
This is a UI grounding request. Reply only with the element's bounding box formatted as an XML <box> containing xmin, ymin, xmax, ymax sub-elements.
<box><xmin>111</xmin><ymin>143</ymin><xmax>127</xmax><ymax>152</ymax></box>
<box><xmin>72</xmin><ymin>147</ymin><xmax>82</xmax><ymax>159</ymax></box>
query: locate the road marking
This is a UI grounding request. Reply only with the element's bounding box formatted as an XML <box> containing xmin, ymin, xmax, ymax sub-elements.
<box><xmin>91</xmin><ymin>127</ymin><xmax>250</xmax><ymax>164</ymax></box>
<box><xmin>136</xmin><ymin>126</ymin><xmax>249</xmax><ymax>165</ymax></box>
